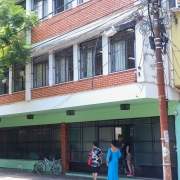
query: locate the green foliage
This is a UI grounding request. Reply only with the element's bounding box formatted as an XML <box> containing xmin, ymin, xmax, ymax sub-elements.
<box><xmin>0</xmin><ymin>0</ymin><xmax>39</xmax><ymax>71</ymax></box>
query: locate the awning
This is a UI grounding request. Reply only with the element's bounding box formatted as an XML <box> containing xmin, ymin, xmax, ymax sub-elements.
<box><xmin>32</xmin><ymin>6</ymin><xmax>139</xmax><ymax>57</ymax></box>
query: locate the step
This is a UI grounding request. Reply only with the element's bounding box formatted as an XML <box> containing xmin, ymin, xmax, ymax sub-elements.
<box><xmin>66</xmin><ymin>172</ymin><xmax>162</xmax><ymax>180</ymax></box>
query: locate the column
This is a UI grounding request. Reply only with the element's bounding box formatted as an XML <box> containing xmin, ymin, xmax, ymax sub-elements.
<box><xmin>73</xmin><ymin>44</ymin><xmax>79</xmax><ymax>81</ymax></box>
<box><xmin>48</xmin><ymin>0</ymin><xmax>53</xmax><ymax>18</ymax></box>
<box><xmin>135</xmin><ymin>23</ymin><xmax>144</xmax><ymax>82</ymax></box>
<box><xmin>61</xmin><ymin>123</ymin><xmax>69</xmax><ymax>174</ymax></box>
<box><xmin>25</xmin><ymin>62</ymin><xmax>32</xmax><ymax>101</ymax></box>
<box><xmin>26</xmin><ymin>0</ymin><xmax>32</xmax><ymax>12</ymax></box>
<box><xmin>25</xmin><ymin>0</ymin><xmax>32</xmax><ymax>101</ymax></box>
<box><xmin>49</xmin><ymin>51</ymin><xmax>55</xmax><ymax>86</ymax></box>
<box><xmin>72</xmin><ymin>0</ymin><xmax>77</xmax><ymax>8</ymax></box>
<box><xmin>102</xmin><ymin>35</ymin><xmax>109</xmax><ymax>75</ymax></box>
<box><xmin>8</xmin><ymin>69</ymin><xmax>12</xmax><ymax>94</ymax></box>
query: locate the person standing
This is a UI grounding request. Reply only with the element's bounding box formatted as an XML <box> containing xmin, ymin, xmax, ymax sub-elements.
<box><xmin>89</xmin><ymin>141</ymin><xmax>103</xmax><ymax>180</ymax></box>
<box><xmin>126</xmin><ymin>138</ymin><xmax>134</xmax><ymax>177</ymax></box>
<box><xmin>106</xmin><ymin>140</ymin><xmax>122</xmax><ymax>180</ymax></box>
<box><xmin>117</xmin><ymin>134</ymin><xmax>128</xmax><ymax>174</ymax></box>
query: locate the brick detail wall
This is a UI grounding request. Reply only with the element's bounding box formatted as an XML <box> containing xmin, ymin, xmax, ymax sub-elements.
<box><xmin>32</xmin><ymin>0</ymin><xmax>134</xmax><ymax>44</ymax></box>
<box><xmin>0</xmin><ymin>91</ymin><xmax>25</xmax><ymax>106</ymax></box>
<box><xmin>31</xmin><ymin>69</ymin><xmax>136</xmax><ymax>100</ymax></box>
<box><xmin>61</xmin><ymin>123</ymin><xmax>69</xmax><ymax>174</ymax></box>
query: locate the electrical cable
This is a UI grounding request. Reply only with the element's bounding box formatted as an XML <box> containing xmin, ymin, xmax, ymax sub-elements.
<box><xmin>167</xmin><ymin>53</ymin><xmax>180</xmax><ymax>79</ymax></box>
<box><xmin>2</xmin><ymin>0</ymin><xmax>140</xmax><ymax>49</ymax></box>
<box><xmin>0</xmin><ymin>0</ymin><xmax>144</xmax><ymax>71</ymax></box>
<box><xmin>148</xmin><ymin>2</ymin><xmax>155</xmax><ymax>37</ymax></box>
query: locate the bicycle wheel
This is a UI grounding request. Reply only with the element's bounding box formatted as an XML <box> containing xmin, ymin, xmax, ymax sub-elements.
<box><xmin>36</xmin><ymin>161</ymin><xmax>46</xmax><ymax>174</ymax></box>
<box><xmin>53</xmin><ymin>160</ymin><xmax>62</xmax><ymax>175</ymax></box>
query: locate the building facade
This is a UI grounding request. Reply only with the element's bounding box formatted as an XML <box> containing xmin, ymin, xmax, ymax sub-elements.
<box><xmin>0</xmin><ymin>0</ymin><xmax>179</xmax><ymax>179</ymax></box>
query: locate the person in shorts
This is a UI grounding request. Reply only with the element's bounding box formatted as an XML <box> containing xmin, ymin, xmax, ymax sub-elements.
<box><xmin>89</xmin><ymin>141</ymin><xmax>103</xmax><ymax>180</ymax></box>
<box><xmin>126</xmin><ymin>138</ymin><xmax>134</xmax><ymax>177</ymax></box>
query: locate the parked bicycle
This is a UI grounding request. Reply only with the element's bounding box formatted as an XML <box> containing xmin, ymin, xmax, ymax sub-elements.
<box><xmin>35</xmin><ymin>157</ymin><xmax>62</xmax><ymax>175</ymax></box>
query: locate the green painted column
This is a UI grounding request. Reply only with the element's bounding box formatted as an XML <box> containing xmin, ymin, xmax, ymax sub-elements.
<box><xmin>175</xmin><ymin>105</ymin><xmax>180</xmax><ymax>180</ymax></box>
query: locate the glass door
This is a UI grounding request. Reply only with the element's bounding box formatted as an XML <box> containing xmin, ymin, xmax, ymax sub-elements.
<box><xmin>98</xmin><ymin>127</ymin><xmax>114</xmax><ymax>163</ymax></box>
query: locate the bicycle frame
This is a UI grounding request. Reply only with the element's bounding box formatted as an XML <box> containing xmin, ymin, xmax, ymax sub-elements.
<box><xmin>44</xmin><ymin>158</ymin><xmax>52</xmax><ymax>168</ymax></box>
<box><xmin>36</xmin><ymin>158</ymin><xmax>62</xmax><ymax>175</ymax></box>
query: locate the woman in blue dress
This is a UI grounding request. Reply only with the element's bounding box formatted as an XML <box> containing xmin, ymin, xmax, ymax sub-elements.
<box><xmin>106</xmin><ymin>140</ymin><xmax>122</xmax><ymax>180</ymax></box>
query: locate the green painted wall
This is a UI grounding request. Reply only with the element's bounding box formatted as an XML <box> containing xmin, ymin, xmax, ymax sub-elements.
<box><xmin>0</xmin><ymin>159</ymin><xmax>38</xmax><ymax>171</ymax></box>
<box><xmin>0</xmin><ymin>100</ymin><xmax>177</xmax><ymax>128</ymax></box>
<box><xmin>0</xmin><ymin>99</ymin><xmax>177</xmax><ymax>128</ymax></box>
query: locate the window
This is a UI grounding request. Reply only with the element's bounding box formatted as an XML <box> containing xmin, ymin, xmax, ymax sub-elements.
<box><xmin>16</xmin><ymin>0</ymin><xmax>26</xmax><ymax>9</ymax></box>
<box><xmin>13</xmin><ymin>64</ymin><xmax>25</xmax><ymax>92</ymax></box>
<box><xmin>110</xmin><ymin>31</ymin><xmax>135</xmax><ymax>73</ymax></box>
<box><xmin>34</xmin><ymin>0</ymin><xmax>48</xmax><ymax>19</ymax></box>
<box><xmin>80</xmin><ymin>38</ymin><xmax>102</xmax><ymax>79</ymax></box>
<box><xmin>169</xmin><ymin>0</ymin><xmax>176</xmax><ymax>8</ymax></box>
<box><xmin>53</xmin><ymin>0</ymin><xmax>72</xmax><ymax>15</ymax></box>
<box><xmin>55</xmin><ymin>47</ymin><xmax>73</xmax><ymax>83</ymax></box>
<box><xmin>0</xmin><ymin>68</ymin><xmax>9</xmax><ymax>95</ymax></box>
<box><xmin>0</xmin><ymin>124</ymin><xmax>61</xmax><ymax>160</ymax></box>
<box><xmin>33</xmin><ymin>55</ymin><xmax>49</xmax><ymax>88</ymax></box>
<box><xmin>78</xmin><ymin>0</ymin><xmax>88</xmax><ymax>4</ymax></box>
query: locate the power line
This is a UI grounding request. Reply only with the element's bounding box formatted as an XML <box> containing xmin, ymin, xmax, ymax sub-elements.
<box><xmin>2</xmin><ymin>0</ymin><xmax>139</xmax><ymax>50</ymax></box>
<box><xmin>167</xmin><ymin>52</ymin><xmax>180</xmax><ymax>79</ymax></box>
<box><xmin>0</xmin><ymin>1</ymin><xmax>144</xmax><ymax>71</ymax></box>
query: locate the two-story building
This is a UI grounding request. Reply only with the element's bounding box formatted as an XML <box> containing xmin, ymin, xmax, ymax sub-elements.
<box><xmin>0</xmin><ymin>0</ymin><xmax>179</xmax><ymax>179</ymax></box>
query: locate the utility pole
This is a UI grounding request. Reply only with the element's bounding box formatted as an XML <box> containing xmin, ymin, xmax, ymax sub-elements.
<box><xmin>152</xmin><ymin>0</ymin><xmax>172</xmax><ymax>179</ymax></box>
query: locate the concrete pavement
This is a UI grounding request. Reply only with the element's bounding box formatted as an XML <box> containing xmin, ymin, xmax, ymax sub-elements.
<box><xmin>0</xmin><ymin>168</ymin><xmax>89</xmax><ymax>180</ymax></box>
<box><xmin>0</xmin><ymin>168</ymin><xmax>161</xmax><ymax>180</ymax></box>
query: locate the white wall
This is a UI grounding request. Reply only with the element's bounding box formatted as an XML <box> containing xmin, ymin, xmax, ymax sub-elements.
<box><xmin>0</xmin><ymin>84</ymin><xmax>146</xmax><ymax>116</ymax></box>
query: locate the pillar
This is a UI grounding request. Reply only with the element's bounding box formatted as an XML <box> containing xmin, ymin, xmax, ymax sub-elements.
<box><xmin>135</xmin><ymin>22</ymin><xmax>144</xmax><ymax>83</ymax></box>
<box><xmin>175</xmin><ymin>104</ymin><xmax>180</xmax><ymax>180</ymax></box>
<box><xmin>8</xmin><ymin>69</ymin><xmax>12</xmax><ymax>94</ymax></box>
<box><xmin>73</xmin><ymin>44</ymin><xmax>79</xmax><ymax>81</ymax></box>
<box><xmin>61</xmin><ymin>122</ymin><xmax>69</xmax><ymax>174</ymax></box>
<box><xmin>72</xmin><ymin>0</ymin><xmax>77</xmax><ymax>8</ymax></box>
<box><xmin>49</xmin><ymin>51</ymin><xmax>55</xmax><ymax>86</ymax></box>
<box><xmin>25</xmin><ymin>62</ymin><xmax>32</xmax><ymax>101</ymax></box>
<box><xmin>48</xmin><ymin>0</ymin><xmax>53</xmax><ymax>18</ymax></box>
<box><xmin>102</xmin><ymin>35</ymin><xmax>109</xmax><ymax>75</ymax></box>
<box><xmin>25</xmin><ymin>0</ymin><xmax>32</xmax><ymax>101</ymax></box>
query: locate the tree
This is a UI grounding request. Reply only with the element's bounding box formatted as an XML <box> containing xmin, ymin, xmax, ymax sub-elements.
<box><xmin>0</xmin><ymin>0</ymin><xmax>39</xmax><ymax>80</ymax></box>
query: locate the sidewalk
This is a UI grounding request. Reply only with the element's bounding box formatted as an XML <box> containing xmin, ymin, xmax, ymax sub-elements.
<box><xmin>0</xmin><ymin>168</ymin><xmax>89</xmax><ymax>180</ymax></box>
<box><xmin>0</xmin><ymin>168</ymin><xmax>161</xmax><ymax>180</ymax></box>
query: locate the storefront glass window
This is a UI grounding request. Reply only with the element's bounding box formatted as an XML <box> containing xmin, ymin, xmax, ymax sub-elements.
<box><xmin>0</xmin><ymin>124</ymin><xmax>61</xmax><ymax>160</ymax></box>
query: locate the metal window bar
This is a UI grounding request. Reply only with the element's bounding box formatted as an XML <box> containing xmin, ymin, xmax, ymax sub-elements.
<box><xmin>55</xmin><ymin>47</ymin><xmax>73</xmax><ymax>84</ymax></box>
<box><xmin>0</xmin><ymin>68</ymin><xmax>9</xmax><ymax>95</ymax></box>
<box><xmin>80</xmin><ymin>38</ymin><xmax>102</xmax><ymax>79</ymax></box>
<box><xmin>13</xmin><ymin>64</ymin><xmax>25</xmax><ymax>92</ymax></box>
<box><xmin>33</xmin><ymin>0</ymin><xmax>48</xmax><ymax>19</ymax></box>
<box><xmin>53</xmin><ymin>0</ymin><xmax>72</xmax><ymax>15</ymax></box>
<box><xmin>78</xmin><ymin>0</ymin><xmax>87</xmax><ymax>4</ymax></box>
<box><xmin>33</xmin><ymin>55</ymin><xmax>49</xmax><ymax>88</ymax></box>
<box><xmin>110</xmin><ymin>31</ymin><xmax>135</xmax><ymax>73</ymax></box>
<box><xmin>16</xmin><ymin>0</ymin><xmax>26</xmax><ymax>9</ymax></box>
<box><xmin>0</xmin><ymin>125</ymin><xmax>61</xmax><ymax>160</ymax></box>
